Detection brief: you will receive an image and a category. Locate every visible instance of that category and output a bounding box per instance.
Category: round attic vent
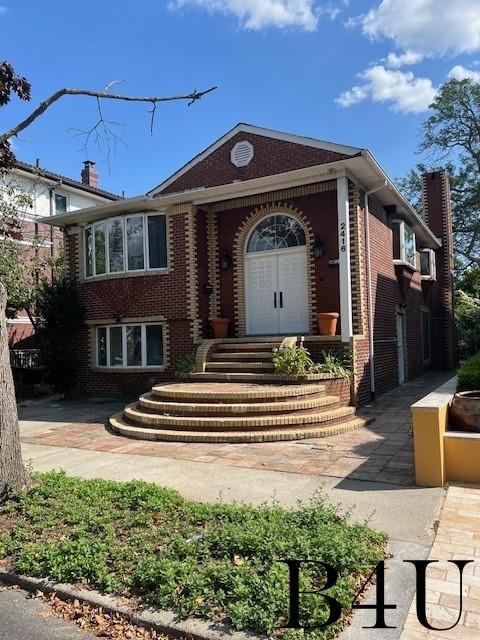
[230,140,254,167]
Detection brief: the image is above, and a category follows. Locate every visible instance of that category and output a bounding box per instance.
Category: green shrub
[457,352,480,391]
[0,472,386,640]
[317,350,352,379]
[272,346,352,379]
[175,352,196,376]
[455,291,480,358]
[272,346,316,375]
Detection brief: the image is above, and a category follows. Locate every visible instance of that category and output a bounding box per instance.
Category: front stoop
[108,338,368,443]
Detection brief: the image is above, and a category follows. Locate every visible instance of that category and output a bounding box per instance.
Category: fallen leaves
[34,590,176,640]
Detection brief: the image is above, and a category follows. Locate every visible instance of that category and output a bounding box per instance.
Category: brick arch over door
[232,203,317,337]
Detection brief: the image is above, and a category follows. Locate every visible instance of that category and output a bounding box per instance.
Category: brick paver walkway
[20,371,452,486]
[401,485,480,639]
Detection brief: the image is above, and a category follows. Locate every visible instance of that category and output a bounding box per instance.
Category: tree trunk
[0,281,28,497]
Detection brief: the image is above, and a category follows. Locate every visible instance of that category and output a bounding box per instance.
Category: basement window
[420,249,436,280]
[96,323,164,368]
[392,219,416,270]
[85,213,167,278]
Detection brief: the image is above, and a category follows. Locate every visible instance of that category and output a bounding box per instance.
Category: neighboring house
[3,160,119,347]
[44,124,456,404]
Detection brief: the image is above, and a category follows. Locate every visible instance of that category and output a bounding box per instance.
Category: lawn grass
[0,472,386,639]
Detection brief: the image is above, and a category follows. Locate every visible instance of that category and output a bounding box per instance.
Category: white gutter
[361,150,439,249]
[364,182,386,400]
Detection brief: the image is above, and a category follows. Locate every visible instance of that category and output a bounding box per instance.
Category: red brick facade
[160,131,352,194]
[65,130,455,402]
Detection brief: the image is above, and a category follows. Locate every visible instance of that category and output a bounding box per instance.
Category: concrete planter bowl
[450,391,480,432]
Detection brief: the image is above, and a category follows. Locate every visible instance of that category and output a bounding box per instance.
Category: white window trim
[96,322,166,369]
[54,192,70,216]
[393,219,417,270]
[420,248,437,281]
[85,212,168,279]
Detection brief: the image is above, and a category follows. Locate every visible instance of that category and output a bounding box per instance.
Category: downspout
[364,182,387,401]
[49,189,55,281]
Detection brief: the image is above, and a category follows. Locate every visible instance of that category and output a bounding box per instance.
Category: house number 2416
[339,222,347,252]
[280,559,472,631]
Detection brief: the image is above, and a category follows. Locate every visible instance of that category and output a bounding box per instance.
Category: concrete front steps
[108,338,369,443]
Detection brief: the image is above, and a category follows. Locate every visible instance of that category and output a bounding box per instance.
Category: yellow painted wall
[444,435,480,484]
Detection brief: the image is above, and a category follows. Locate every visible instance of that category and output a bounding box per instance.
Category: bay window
[85,213,167,277]
[96,323,164,368]
[392,220,416,269]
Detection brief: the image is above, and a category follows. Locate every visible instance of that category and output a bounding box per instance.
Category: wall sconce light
[313,235,324,259]
[219,249,231,270]
[113,311,123,324]
[203,282,214,296]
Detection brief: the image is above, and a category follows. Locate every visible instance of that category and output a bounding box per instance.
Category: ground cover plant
[0,472,386,639]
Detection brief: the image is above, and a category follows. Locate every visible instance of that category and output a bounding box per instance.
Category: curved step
[138,392,340,416]
[186,372,330,383]
[109,414,367,443]
[151,382,325,403]
[210,352,273,360]
[123,403,356,431]
[205,362,274,372]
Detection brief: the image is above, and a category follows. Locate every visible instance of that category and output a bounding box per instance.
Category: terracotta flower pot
[450,391,480,432]
[210,318,230,339]
[317,312,339,336]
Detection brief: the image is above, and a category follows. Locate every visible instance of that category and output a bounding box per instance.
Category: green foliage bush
[272,346,352,379]
[455,291,480,358]
[0,472,386,640]
[35,277,84,396]
[175,352,196,376]
[457,352,480,391]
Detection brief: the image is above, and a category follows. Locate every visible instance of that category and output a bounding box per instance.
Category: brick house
[45,124,456,405]
[3,160,118,348]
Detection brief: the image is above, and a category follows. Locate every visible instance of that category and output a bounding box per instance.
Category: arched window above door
[246,215,306,253]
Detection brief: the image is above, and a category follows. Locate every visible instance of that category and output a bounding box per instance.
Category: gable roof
[148,123,363,196]
[14,160,120,201]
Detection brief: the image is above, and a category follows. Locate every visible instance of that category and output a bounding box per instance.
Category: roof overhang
[44,155,440,249]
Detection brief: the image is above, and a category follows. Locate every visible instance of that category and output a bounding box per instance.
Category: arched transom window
[246,215,306,253]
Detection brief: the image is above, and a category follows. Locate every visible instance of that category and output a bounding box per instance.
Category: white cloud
[362,0,480,57]
[0,6,8,15]
[448,64,480,82]
[385,50,423,69]
[169,0,319,30]
[336,65,437,113]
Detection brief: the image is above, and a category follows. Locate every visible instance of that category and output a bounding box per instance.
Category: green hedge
[457,353,480,391]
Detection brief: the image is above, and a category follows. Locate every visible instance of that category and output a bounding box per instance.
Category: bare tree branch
[0,85,217,145]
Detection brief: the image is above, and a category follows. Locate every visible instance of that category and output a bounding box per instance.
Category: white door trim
[245,246,308,335]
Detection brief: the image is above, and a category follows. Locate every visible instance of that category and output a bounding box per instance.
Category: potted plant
[316,312,339,336]
[210,318,230,338]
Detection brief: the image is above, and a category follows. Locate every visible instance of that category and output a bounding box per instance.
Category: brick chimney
[421,170,456,369]
[81,160,98,189]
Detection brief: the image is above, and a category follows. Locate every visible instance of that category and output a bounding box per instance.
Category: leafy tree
[455,290,480,358]
[35,277,84,397]
[0,61,215,496]
[398,79,480,273]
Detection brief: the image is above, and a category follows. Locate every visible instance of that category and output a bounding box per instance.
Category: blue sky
[2,0,480,196]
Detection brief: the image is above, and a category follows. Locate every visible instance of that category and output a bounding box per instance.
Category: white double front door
[245,247,309,335]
